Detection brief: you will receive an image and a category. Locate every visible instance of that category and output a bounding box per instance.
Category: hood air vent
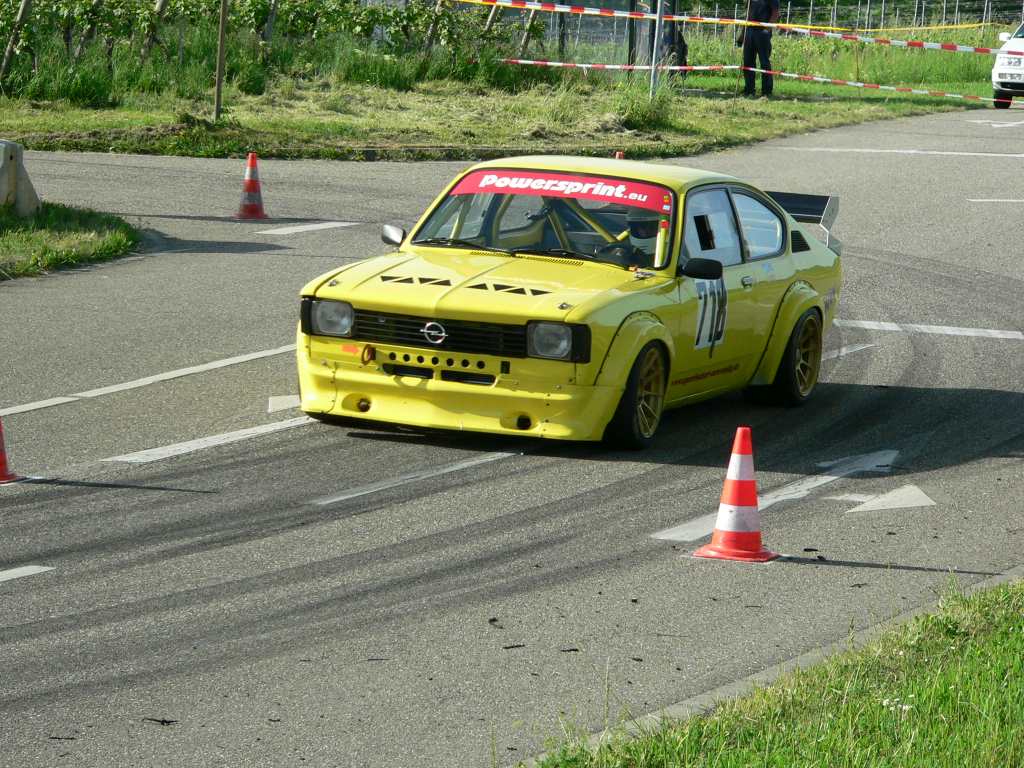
[381,275,452,286]
[467,282,550,297]
[791,231,811,253]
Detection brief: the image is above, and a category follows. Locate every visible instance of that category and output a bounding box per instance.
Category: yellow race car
[297,156,841,448]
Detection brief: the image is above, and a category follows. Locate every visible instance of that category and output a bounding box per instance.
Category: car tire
[604,342,667,450]
[769,309,823,406]
[994,89,1013,109]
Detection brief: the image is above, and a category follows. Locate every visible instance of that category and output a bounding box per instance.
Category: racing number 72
[694,278,727,352]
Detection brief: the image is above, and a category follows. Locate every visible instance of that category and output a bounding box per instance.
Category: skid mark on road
[1,344,296,417]
[313,452,517,506]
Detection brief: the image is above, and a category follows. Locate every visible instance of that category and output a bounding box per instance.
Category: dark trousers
[742,31,773,95]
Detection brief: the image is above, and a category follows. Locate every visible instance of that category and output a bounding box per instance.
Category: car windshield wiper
[514,247,596,261]
[411,237,512,254]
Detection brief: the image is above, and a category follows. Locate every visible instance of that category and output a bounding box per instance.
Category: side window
[733,193,784,260]
[683,189,742,267]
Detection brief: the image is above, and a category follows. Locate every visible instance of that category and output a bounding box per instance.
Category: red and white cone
[613,150,625,159]
[236,152,268,220]
[693,426,777,562]
[0,417,20,484]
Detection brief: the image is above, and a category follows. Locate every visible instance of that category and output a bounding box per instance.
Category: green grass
[534,579,1024,768]
[0,22,1013,160]
[0,203,140,279]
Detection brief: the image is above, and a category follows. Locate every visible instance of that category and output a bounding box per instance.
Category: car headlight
[304,299,354,337]
[527,321,591,362]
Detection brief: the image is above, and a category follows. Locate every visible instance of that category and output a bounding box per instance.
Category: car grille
[352,310,528,357]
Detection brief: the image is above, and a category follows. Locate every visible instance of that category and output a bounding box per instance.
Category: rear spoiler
[766,191,841,255]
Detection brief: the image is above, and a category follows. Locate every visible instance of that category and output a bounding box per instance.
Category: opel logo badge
[421,321,447,345]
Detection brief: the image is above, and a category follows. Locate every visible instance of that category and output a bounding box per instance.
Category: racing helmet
[626,207,661,253]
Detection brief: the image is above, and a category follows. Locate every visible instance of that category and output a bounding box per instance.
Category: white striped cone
[693,426,777,562]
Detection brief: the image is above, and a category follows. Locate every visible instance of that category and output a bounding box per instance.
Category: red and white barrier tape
[743,66,1017,105]
[501,58,740,71]
[461,0,1024,57]
[498,56,1017,106]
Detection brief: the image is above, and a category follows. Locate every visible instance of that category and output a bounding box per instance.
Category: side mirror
[680,257,723,281]
[999,32,1011,42]
[382,224,406,246]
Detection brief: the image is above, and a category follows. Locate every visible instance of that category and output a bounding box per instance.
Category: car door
[667,187,762,401]
[728,188,794,354]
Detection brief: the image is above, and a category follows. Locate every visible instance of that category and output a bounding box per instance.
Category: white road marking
[846,484,936,514]
[966,118,1024,129]
[0,396,79,416]
[967,198,1024,203]
[257,222,359,235]
[313,452,515,506]
[0,344,296,417]
[0,566,54,583]
[268,394,301,413]
[652,450,898,543]
[822,343,874,361]
[104,416,313,464]
[835,320,1023,340]
[779,147,1024,159]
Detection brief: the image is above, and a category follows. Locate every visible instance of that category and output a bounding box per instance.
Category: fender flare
[749,281,823,387]
[592,311,675,389]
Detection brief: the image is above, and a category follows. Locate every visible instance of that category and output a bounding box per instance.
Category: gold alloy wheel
[636,346,666,438]
[795,314,822,398]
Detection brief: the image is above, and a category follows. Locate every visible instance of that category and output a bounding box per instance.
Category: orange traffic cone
[693,427,777,562]
[613,150,625,159]
[0,417,19,484]
[236,152,268,220]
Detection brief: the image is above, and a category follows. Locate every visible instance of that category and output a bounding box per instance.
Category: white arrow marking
[0,566,54,583]
[846,484,935,514]
[825,493,876,503]
[268,394,301,413]
[651,450,898,542]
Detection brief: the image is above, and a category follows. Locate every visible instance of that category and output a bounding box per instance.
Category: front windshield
[413,169,676,270]
[1015,23,1024,38]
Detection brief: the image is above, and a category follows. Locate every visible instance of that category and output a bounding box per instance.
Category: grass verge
[0,74,981,161]
[0,203,140,280]
[535,579,1024,768]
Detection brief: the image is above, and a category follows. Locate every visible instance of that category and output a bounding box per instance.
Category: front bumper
[296,330,622,441]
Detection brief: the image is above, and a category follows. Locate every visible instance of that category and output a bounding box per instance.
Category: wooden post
[0,0,33,85]
[558,12,567,57]
[73,0,105,62]
[879,0,885,27]
[263,0,279,42]
[649,0,664,98]
[214,0,228,121]
[786,1,791,23]
[807,0,814,25]
[627,0,637,67]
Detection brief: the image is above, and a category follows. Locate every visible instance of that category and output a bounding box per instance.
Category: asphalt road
[2,109,1023,767]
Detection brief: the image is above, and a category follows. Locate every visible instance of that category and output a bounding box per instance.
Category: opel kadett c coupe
[297,156,842,448]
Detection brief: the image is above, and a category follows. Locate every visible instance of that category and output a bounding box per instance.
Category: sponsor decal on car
[450,170,674,214]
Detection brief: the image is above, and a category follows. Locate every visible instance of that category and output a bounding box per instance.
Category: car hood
[313,248,649,322]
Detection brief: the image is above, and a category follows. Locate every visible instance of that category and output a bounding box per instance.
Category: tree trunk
[518,9,537,57]
[262,0,279,43]
[141,0,171,62]
[0,0,33,86]
[73,0,106,62]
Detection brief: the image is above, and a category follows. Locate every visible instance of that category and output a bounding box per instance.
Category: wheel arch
[749,281,823,387]
[591,311,675,389]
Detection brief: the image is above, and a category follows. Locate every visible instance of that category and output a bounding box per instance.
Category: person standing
[741,0,780,97]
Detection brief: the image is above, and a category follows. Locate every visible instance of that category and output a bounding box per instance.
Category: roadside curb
[521,561,1024,767]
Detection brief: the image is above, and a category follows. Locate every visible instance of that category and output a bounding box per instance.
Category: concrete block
[0,140,41,218]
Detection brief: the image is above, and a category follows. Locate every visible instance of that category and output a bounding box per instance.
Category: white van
[993,23,1024,109]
